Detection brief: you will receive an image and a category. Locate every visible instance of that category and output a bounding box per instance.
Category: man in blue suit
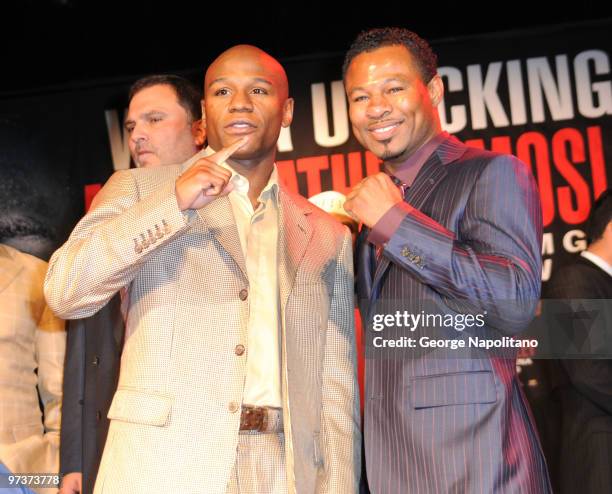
[343,28,551,493]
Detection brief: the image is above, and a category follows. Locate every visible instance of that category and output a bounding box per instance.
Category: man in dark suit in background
[544,189,612,493]
[58,74,204,494]
[343,28,551,493]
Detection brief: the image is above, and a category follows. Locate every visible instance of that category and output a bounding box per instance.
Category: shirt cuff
[367,202,413,246]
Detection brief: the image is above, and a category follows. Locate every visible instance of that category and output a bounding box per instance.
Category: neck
[384,126,441,175]
[228,156,275,208]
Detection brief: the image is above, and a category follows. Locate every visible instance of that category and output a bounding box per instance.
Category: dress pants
[225,431,286,494]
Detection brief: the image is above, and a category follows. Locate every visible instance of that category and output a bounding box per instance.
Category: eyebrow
[124,110,167,127]
[207,77,274,88]
[348,77,405,94]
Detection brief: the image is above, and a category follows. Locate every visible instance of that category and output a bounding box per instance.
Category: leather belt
[239,405,283,433]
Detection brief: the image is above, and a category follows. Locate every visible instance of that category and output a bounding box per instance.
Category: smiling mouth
[367,121,402,140]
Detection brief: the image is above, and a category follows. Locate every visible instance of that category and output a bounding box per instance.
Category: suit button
[239,289,248,301]
[235,344,245,356]
[96,411,102,421]
[92,356,100,366]
[228,402,239,413]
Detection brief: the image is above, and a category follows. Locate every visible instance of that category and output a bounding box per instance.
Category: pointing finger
[209,137,248,165]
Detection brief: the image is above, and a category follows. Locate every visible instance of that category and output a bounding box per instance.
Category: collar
[581,250,612,277]
[386,131,449,185]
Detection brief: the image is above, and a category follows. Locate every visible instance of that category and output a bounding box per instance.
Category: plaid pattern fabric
[44,150,360,494]
[0,244,65,494]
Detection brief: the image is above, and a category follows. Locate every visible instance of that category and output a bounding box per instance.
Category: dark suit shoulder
[545,255,611,299]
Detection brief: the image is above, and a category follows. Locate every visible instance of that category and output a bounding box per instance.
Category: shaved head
[202,44,294,170]
[205,45,289,101]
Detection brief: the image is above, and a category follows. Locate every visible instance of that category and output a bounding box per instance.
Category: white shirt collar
[580,250,612,277]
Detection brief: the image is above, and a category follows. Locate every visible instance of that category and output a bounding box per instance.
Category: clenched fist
[175,138,247,211]
[344,172,404,228]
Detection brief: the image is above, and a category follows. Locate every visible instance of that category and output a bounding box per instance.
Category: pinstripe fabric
[358,136,551,493]
[44,149,360,494]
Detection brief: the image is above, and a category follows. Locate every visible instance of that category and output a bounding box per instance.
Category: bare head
[202,45,293,167]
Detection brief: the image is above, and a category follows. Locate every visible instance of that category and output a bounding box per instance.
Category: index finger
[209,137,248,165]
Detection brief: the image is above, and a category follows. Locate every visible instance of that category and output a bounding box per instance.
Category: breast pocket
[409,371,497,409]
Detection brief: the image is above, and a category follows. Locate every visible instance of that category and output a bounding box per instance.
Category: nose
[229,90,254,113]
[129,122,148,145]
[366,93,392,120]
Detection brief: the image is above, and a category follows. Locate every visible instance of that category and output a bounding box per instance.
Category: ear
[192,119,206,147]
[200,99,206,129]
[281,97,294,128]
[427,74,444,107]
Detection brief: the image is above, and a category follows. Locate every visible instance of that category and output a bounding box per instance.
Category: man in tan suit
[45,45,360,493]
[0,243,65,493]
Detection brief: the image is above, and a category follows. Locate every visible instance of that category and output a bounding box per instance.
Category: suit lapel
[277,188,313,312]
[195,197,248,281]
[369,137,466,302]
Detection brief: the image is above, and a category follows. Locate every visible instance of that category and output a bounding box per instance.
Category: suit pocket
[410,371,497,409]
[107,388,173,427]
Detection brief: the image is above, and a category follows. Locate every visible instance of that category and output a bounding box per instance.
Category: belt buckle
[241,405,268,432]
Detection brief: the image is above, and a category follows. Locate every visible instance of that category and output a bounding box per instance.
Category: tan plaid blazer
[0,244,65,493]
[45,150,361,494]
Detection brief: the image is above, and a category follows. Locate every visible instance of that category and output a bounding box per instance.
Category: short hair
[342,27,438,83]
[586,189,612,244]
[128,74,202,122]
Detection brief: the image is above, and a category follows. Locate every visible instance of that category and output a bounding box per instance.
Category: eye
[251,87,268,95]
[214,88,230,96]
[124,124,134,134]
[147,115,164,125]
[352,95,368,103]
[388,86,404,94]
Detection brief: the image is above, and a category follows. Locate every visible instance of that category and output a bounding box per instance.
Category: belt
[239,405,283,433]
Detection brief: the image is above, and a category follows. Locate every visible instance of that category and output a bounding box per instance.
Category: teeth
[372,124,397,133]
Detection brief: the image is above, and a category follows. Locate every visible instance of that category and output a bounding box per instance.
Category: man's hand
[175,137,247,211]
[344,172,404,228]
[59,472,82,494]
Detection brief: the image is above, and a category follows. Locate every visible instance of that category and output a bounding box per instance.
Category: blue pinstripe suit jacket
[357,135,552,493]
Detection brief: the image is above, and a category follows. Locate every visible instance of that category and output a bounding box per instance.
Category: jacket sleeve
[319,229,361,493]
[35,298,66,475]
[44,170,192,319]
[383,155,543,335]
